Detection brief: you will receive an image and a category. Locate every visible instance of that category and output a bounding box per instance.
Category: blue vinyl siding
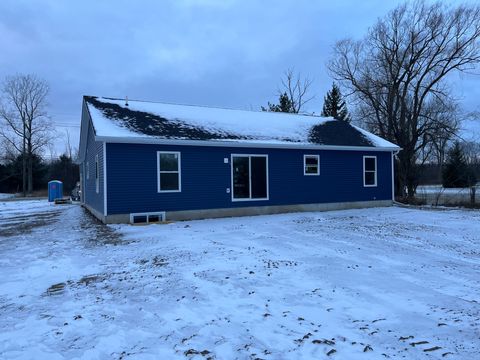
[82,119,104,215]
[106,143,392,215]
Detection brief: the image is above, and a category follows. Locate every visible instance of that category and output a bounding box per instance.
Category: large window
[232,154,268,201]
[157,152,181,192]
[304,155,319,175]
[363,156,377,187]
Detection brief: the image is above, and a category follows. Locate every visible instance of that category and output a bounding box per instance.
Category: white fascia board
[95,135,401,152]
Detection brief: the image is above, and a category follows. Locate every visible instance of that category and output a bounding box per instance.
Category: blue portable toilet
[48,180,63,202]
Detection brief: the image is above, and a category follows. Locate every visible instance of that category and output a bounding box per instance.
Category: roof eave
[95,135,401,152]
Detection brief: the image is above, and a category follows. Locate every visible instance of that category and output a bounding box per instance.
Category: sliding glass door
[232,155,268,201]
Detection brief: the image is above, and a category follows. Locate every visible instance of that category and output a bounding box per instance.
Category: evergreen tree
[321,83,350,121]
[261,92,295,113]
[442,142,477,188]
[1,153,47,193]
[48,154,80,192]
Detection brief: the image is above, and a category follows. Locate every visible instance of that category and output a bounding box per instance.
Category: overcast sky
[1,0,479,156]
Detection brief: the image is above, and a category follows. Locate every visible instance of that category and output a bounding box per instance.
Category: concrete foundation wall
[96,200,393,224]
[83,203,106,223]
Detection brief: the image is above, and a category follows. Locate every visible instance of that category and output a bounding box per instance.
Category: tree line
[0,74,78,196]
[263,0,480,201]
[0,153,79,195]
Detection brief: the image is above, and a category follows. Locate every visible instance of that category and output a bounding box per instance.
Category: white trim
[391,151,394,201]
[303,154,320,176]
[86,161,90,180]
[391,151,397,201]
[103,142,107,216]
[95,154,99,193]
[157,151,181,193]
[231,154,269,202]
[97,136,400,152]
[82,162,86,203]
[363,155,377,187]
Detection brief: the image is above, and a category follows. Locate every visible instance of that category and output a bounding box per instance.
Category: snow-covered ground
[0,193,15,200]
[0,201,479,359]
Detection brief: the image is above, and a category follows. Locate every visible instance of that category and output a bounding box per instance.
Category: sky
[0,0,479,156]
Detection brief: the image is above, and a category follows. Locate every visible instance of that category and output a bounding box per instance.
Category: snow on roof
[84,96,399,149]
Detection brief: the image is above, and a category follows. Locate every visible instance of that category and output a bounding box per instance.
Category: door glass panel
[251,156,267,198]
[233,156,250,198]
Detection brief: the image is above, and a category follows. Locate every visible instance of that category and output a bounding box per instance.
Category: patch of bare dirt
[77,210,126,247]
[0,210,62,237]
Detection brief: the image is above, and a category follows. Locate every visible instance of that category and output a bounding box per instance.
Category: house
[78,96,400,224]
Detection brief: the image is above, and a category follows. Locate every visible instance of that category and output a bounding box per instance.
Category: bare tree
[281,68,314,113]
[64,129,73,159]
[0,74,53,195]
[422,99,461,165]
[328,1,480,199]
[462,141,480,167]
[264,68,313,113]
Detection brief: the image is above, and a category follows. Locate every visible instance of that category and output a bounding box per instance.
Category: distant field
[416,185,479,205]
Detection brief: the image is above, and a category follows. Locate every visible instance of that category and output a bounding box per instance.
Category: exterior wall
[81,116,105,216]
[106,143,393,216]
[79,163,84,203]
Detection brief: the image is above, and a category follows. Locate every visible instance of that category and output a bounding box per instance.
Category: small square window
[304,155,319,175]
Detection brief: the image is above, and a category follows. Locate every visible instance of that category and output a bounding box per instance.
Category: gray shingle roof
[84,96,399,149]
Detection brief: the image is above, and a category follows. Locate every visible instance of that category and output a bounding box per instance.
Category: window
[304,155,319,175]
[86,161,89,180]
[95,155,99,193]
[363,156,377,187]
[232,154,268,201]
[157,152,181,192]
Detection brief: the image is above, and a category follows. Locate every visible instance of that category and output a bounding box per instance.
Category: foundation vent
[129,211,166,224]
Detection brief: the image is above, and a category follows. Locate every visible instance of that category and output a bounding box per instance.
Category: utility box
[48,180,63,202]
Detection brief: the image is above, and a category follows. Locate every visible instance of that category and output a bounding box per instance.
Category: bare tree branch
[328,0,480,199]
[279,68,314,113]
[0,74,53,195]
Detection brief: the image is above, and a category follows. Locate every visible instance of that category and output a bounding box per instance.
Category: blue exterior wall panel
[82,117,105,215]
[106,143,392,215]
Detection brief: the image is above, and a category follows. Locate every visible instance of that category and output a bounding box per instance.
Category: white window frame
[86,161,90,180]
[95,154,99,193]
[231,154,269,202]
[157,151,182,193]
[363,155,377,187]
[303,154,320,176]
